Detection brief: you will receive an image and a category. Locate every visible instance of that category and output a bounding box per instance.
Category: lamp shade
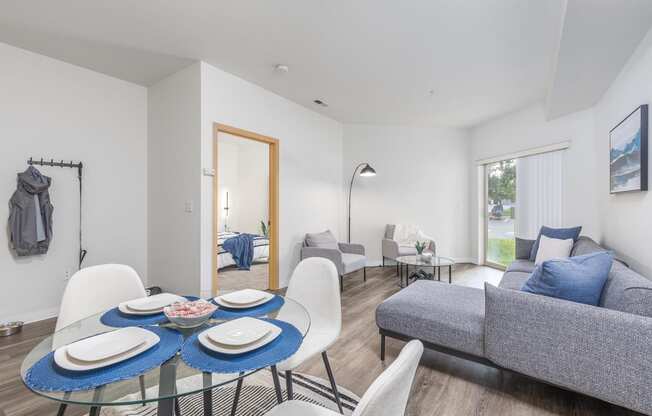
[360,164,376,177]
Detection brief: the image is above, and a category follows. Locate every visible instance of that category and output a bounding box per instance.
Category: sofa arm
[515,237,535,260]
[484,283,652,415]
[301,247,343,275]
[382,239,399,259]
[339,242,365,255]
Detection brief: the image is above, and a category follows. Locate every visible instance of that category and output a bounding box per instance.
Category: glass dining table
[20,295,310,416]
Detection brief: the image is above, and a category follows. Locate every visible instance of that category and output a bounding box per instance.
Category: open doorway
[212,124,279,295]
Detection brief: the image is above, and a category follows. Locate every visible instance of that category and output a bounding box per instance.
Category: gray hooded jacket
[9,166,54,256]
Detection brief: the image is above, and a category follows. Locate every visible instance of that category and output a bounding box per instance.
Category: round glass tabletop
[20,295,310,407]
[395,255,455,267]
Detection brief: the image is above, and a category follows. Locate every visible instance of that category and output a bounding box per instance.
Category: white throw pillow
[535,234,574,265]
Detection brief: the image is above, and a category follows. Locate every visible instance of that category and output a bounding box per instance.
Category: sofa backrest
[570,237,652,317]
[570,236,604,257]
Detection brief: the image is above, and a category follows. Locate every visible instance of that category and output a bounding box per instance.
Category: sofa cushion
[305,230,338,250]
[499,271,531,290]
[522,252,613,306]
[600,260,652,317]
[515,238,535,260]
[506,260,536,274]
[398,246,418,256]
[570,236,604,257]
[530,225,582,261]
[341,253,366,274]
[376,281,486,357]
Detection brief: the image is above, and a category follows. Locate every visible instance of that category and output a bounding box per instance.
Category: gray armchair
[382,224,436,270]
[300,230,367,292]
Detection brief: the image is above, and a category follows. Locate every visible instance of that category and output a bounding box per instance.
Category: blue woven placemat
[24,327,183,392]
[180,318,301,373]
[210,295,284,320]
[100,296,199,328]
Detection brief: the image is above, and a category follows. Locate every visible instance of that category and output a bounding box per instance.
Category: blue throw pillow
[529,225,582,261]
[521,251,613,305]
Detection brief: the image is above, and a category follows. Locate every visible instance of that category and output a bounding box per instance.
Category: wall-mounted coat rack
[27,157,87,269]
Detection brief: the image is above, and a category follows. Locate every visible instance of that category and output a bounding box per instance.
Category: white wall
[0,42,148,323]
[217,133,269,235]
[147,63,202,296]
[200,62,343,294]
[592,27,652,277]
[343,124,472,264]
[468,103,599,263]
[217,139,240,232]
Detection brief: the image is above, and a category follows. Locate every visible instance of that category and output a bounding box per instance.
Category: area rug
[95,369,359,415]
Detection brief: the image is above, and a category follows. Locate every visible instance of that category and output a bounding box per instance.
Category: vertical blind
[514,150,563,239]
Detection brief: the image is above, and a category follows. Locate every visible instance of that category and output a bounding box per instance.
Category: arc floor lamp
[347,163,376,243]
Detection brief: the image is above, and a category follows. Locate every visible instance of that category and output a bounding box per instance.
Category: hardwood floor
[218,263,269,292]
[1,264,641,415]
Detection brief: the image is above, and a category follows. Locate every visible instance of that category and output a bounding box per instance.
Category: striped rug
[98,370,359,415]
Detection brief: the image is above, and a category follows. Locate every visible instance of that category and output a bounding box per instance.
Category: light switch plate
[184,200,193,213]
[202,168,215,176]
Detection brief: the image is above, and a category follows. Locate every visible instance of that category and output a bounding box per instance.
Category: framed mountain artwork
[610,104,648,193]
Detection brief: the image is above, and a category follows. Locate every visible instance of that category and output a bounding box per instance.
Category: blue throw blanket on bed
[223,233,256,270]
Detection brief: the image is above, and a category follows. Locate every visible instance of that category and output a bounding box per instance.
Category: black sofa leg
[363,267,366,282]
[380,333,386,361]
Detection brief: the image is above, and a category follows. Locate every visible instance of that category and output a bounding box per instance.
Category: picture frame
[609,104,648,193]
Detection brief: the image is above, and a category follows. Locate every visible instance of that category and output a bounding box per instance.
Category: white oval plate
[214,292,274,309]
[66,327,148,362]
[199,321,281,355]
[207,317,271,346]
[125,293,187,312]
[55,328,159,371]
[119,294,187,315]
[219,289,269,305]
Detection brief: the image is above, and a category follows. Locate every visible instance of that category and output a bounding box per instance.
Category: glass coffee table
[395,255,455,287]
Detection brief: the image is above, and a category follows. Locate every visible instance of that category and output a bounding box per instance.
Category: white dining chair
[276,257,344,412]
[54,264,147,416]
[264,340,424,416]
[56,263,147,331]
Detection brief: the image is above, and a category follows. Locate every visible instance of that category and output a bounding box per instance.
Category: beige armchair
[382,224,436,271]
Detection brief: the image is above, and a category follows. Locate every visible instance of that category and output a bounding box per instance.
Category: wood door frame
[212,123,280,295]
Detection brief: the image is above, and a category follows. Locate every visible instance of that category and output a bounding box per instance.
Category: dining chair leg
[380,333,386,361]
[202,372,213,416]
[270,365,283,404]
[321,351,343,414]
[56,404,67,416]
[140,374,146,405]
[339,275,343,292]
[89,407,101,416]
[363,267,367,282]
[230,372,244,416]
[285,370,294,400]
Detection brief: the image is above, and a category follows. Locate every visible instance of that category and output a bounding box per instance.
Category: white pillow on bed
[534,234,573,265]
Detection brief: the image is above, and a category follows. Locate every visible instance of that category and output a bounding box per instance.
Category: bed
[217,232,269,269]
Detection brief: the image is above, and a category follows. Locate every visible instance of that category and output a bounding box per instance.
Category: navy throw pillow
[521,251,613,306]
[529,226,582,261]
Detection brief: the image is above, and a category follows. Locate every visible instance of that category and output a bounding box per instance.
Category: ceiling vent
[313,99,328,107]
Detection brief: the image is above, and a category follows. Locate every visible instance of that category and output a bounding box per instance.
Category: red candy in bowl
[164,300,217,328]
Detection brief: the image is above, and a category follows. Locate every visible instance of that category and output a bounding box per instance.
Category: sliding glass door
[485,159,516,268]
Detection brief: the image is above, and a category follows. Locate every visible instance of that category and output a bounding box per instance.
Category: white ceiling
[0,1,650,127]
[546,0,652,120]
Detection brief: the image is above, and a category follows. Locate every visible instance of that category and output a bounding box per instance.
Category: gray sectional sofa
[376,236,652,415]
